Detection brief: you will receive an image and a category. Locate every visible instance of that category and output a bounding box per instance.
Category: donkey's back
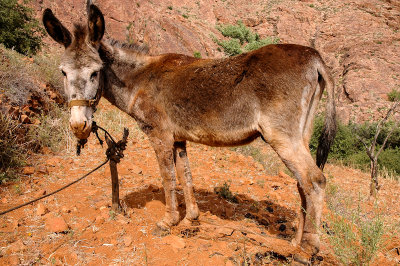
[150,44,329,147]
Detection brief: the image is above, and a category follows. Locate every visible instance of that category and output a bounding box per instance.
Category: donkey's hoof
[179,217,200,227]
[300,233,320,255]
[293,253,310,265]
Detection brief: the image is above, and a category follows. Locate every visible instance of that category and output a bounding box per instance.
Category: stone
[216,227,234,237]
[123,236,132,247]
[45,215,69,233]
[35,189,47,198]
[36,203,48,216]
[7,240,26,254]
[22,167,35,175]
[36,166,49,174]
[163,235,186,250]
[20,114,31,124]
[61,206,71,213]
[46,158,61,167]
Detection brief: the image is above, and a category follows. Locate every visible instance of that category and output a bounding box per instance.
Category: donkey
[43,4,336,257]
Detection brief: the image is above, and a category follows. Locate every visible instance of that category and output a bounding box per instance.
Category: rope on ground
[0,158,109,216]
[0,121,129,216]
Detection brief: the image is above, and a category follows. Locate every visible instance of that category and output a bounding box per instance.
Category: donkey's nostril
[82,120,87,131]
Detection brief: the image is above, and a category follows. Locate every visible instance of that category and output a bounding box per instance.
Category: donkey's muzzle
[70,119,92,139]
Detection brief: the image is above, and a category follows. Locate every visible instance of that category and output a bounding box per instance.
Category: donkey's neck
[99,42,150,113]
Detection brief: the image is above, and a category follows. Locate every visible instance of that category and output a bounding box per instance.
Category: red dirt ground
[1,100,399,265]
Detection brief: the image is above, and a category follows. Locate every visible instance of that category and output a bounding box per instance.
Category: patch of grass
[167,6,173,10]
[193,51,201,59]
[324,186,385,265]
[0,112,27,182]
[27,103,72,153]
[387,89,400,102]
[214,181,238,203]
[213,21,279,56]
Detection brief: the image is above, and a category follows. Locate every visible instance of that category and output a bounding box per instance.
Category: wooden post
[105,128,129,212]
[109,159,120,211]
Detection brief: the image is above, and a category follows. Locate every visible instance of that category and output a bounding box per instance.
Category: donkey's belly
[174,125,261,147]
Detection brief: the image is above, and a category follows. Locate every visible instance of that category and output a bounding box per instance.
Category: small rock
[129,165,143,175]
[45,215,69,233]
[35,189,47,198]
[216,227,234,237]
[61,206,71,213]
[46,158,61,167]
[36,203,48,216]
[163,235,186,249]
[36,165,49,174]
[1,197,7,204]
[20,114,31,124]
[7,239,26,254]
[95,216,105,224]
[123,236,132,247]
[22,167,35,175]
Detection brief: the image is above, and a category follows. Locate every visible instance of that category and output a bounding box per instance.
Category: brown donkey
[43,4,336,257]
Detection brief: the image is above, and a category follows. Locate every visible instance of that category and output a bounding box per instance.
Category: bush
[214,21,279,56]
[387,89,400,102]
[0,0,44,55]
[324,184,386,265]
[0,113,27,182]
[310,115,400,176]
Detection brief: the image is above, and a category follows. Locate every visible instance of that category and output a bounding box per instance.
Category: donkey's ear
[88,4,105,45]
[43,9,72,48]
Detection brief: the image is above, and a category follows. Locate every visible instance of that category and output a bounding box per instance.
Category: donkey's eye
[90,71,98,81]
[61,70,67,77]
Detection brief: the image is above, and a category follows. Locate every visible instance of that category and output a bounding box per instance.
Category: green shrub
[243,37,279,52]
[0,0,44,55]
[214,38,242,56]
[214,181,238,203]
[324,186,385,266]
[310,115,400,176]
[325,210,384,265]
[193,51,202,59]
[387,89,400,102]
[214,21,279,56]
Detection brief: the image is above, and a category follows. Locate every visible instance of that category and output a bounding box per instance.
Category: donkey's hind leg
[174,142,199,225]
[150,137,180,230]
[266,134,326,255]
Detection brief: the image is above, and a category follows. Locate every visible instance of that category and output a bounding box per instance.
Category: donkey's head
[43,5,105,139]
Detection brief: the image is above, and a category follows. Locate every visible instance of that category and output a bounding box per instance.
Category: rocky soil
[32,0,400,123]
[0,100,400,265]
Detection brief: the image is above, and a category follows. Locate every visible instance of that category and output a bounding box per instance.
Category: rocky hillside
[32,0,400,123]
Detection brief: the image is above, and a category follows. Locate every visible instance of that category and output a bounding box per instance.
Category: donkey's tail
[316,60,337,170]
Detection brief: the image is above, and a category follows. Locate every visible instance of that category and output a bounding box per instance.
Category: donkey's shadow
[123,184,297,240]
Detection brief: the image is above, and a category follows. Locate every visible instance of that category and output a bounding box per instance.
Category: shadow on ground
[123,184,297,240]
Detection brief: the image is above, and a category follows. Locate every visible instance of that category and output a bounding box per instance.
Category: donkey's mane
[106,39,149,55]
[71,24,148,55]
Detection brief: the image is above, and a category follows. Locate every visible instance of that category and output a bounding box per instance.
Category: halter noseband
[68,86,102,110]
[68,99,97,108]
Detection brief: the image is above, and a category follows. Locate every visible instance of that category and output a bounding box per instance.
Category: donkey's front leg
[151,139,180,230]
